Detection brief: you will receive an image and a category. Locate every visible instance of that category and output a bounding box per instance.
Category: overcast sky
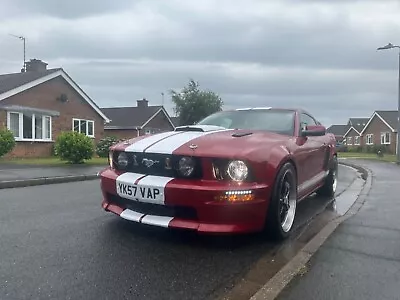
[1,0,400,126]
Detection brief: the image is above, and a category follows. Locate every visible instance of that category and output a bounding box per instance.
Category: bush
[0,128,16,157]
[96,136,120,158]
[55,131,94,164]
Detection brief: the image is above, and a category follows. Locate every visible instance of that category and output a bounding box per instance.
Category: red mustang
[100,108,337,239]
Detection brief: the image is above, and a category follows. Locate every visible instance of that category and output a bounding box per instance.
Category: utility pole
[9,34,26,72]
[161,92,165,106]
[377,43,400,164]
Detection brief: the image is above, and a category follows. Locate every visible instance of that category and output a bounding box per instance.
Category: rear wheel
[265,162,298,240]
[316,155,338,197]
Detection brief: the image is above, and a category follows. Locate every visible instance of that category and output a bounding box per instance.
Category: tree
[0,128,16,157]
[170,79,223,126]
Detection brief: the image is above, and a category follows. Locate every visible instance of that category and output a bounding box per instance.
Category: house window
[380,132,390,144]
[354,136,360,145]
[7,112,52,141]
[73,119,94,137]
[365,134,373,145]
[347,137,353,145]
[144,128,157,135]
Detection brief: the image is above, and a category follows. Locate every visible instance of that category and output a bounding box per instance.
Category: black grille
[113,151,202,179]
[108,194,197,220]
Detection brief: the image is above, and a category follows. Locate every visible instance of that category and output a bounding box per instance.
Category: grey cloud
[2,0,400,71]
[1,0,134,19]
[1,0,400,127]
[61,59,397,126]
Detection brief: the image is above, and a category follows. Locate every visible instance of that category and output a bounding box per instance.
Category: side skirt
[297,170,329,201]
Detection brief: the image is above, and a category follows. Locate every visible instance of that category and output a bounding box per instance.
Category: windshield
[197,109,295,135]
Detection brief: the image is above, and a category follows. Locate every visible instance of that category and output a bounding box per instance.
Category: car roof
[233,107,316,116]
[233,107,298,112]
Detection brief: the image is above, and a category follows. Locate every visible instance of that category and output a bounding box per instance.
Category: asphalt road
[276,160,400,300]
[0,165,357,300]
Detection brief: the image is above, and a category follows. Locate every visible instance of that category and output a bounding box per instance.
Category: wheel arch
[275,156,298,186]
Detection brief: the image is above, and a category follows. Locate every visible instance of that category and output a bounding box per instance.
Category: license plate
[115,173,173,205]
[117,182,162,204]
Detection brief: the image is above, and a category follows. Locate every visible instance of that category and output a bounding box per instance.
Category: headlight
[178,156,195,177]
[108,151,114,168]
[227,160,248,181]
[117,152,129,169]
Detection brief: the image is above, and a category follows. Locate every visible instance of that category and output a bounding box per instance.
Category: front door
[297,113,326,194]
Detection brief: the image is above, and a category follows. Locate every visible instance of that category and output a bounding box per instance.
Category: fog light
[215,190,254,202]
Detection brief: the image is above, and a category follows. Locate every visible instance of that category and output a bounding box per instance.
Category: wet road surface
[276,160,400,300]
[0,165,358,300]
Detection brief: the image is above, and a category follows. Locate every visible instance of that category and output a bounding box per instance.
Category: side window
[300,113,317,128]
[300,113,317,134]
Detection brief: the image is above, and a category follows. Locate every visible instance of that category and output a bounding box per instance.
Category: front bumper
[100,168,272,234]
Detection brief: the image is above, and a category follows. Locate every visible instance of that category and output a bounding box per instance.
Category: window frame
[7,111,52,142]
[365,134,374,145]
[380,132,391,145]
[347,137,353,145]
[299,113,318,134]
[354,136,360,145]
[72,118,95,138]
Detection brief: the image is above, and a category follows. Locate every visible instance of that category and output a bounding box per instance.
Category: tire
[316,155,338,197]
[265,162,298,241]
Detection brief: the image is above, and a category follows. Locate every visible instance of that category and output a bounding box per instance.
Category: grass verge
[338,152,397,163]
[0,156,108,166]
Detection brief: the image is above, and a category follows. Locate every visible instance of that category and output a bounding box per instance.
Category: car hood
[114,125,293,159]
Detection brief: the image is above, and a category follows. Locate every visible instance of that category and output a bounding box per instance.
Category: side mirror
[301,125,326,137]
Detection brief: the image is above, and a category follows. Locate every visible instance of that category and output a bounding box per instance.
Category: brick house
[101,98,175,140]
[342,118,368,148]
[0,59,110,157]
[326,124,350,142]
[170,116,180,127]
[360,110,399,154]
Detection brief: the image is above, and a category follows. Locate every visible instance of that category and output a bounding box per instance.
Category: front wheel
[265,162,298,240]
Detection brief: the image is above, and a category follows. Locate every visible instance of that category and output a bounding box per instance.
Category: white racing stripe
[116,173,143,185]
[125,131,182,152]
[144,130,232,154]
[141,215,173,228]
[120,209,144,222]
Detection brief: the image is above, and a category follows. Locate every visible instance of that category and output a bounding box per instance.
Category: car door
[299,113,326,177]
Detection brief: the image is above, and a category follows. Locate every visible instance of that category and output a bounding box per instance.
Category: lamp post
[9,34,26,72]
[377,43,400,164]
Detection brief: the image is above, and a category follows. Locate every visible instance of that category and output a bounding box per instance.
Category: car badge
[142,158,159,168]
[165,157,172,170]
[189,144,198,150]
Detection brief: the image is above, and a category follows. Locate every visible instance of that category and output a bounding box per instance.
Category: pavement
[273,159,400,300]
[0,165,358,300]
[0,163,105,189]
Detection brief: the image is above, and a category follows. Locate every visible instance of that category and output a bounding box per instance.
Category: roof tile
[101,106,163,128]
[376,110,398,131]
[0,68,61,94]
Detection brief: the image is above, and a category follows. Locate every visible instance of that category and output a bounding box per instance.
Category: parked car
[99,107,337,239]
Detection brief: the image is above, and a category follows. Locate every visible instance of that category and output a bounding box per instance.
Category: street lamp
[9,34,26,72]
[377,43,400,164]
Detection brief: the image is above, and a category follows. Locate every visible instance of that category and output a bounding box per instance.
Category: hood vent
[232,132,253,137]
[174,125,227,132]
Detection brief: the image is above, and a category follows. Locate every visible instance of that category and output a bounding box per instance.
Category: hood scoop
[174,125,227,132]
[232,131,253,137]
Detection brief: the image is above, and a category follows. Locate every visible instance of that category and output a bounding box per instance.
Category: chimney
[137,98,149,108]
[25,59,48,72]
